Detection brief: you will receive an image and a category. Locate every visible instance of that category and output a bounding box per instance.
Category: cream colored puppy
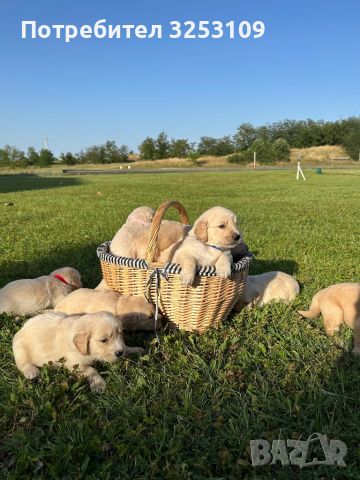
[96,205,185,291]
[55,288,159,331]
[110,206,155,258]
[109,205,190,262]
[13,311,144,392]
[171,206,242,286]
[0,267,82,317]
[96,207,155,291]
[298,283,360,354]
[235,271,300,311]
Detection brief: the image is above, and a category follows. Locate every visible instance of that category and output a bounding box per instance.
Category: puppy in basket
[171,206,242,286]
[97,206,190,290]
[110,205,190,262]
[0,267,82,317]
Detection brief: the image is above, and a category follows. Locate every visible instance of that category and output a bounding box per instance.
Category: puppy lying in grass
[171,206,242,286]
[13,311,144,392]
[0,267,82,317]
[55,288,159,331]
[299,283,360,354]
[235,271,300,311]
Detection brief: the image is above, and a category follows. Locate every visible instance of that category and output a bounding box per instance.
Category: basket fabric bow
[144,268,169,339]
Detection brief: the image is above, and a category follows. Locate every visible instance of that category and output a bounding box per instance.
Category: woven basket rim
[97,241,253,277]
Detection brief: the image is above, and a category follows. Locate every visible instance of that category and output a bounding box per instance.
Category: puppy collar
[206,244,229,252]
[54,274,69,285]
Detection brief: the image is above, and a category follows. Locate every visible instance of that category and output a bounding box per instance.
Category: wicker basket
[97,200,252,333]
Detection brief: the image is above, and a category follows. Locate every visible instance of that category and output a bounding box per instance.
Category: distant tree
[213,136,235,156]
[155,132,170,159]
[117,144,130,162]
[103,141,119,163]
[59,152,77,165]
[227,151,252,164]
[0,147,9,166]
[197,136,234,156]
[249,139,273,163]
[197,136,219,156]
[343,127,360,160]
[272,138,291,162]
[27,147,40,165]
[169,138,193,158]
[233,123,258,150]
[0,145,27,167]
[36,149,55,167]
[139,137,156,160]
[78,145,106,164]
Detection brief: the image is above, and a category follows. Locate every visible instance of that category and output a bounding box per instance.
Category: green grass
[0,169,359,479]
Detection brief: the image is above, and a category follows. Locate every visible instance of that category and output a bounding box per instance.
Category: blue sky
[0,0,359,155]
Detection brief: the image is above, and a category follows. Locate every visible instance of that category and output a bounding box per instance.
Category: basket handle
[146,200,190,263]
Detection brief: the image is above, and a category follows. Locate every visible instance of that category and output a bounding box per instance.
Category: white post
[253,151,256,171]
[297,161,306,181]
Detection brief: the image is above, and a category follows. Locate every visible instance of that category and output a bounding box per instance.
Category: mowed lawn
[0,170,359,479]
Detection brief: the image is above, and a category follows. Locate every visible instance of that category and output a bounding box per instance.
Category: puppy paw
[23,365,40,380]
[89,376,106,393]
[216,265,231,278]
[180,271,195,286]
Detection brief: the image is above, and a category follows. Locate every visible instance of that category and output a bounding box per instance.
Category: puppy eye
[218,224,225,229]
[100,338,108,343]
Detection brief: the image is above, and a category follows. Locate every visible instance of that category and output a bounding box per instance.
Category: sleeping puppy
[109,205,190,262]
[171,206,242,286]
[13,311,144,392]
[0,267,82,317]
[55,288,160,331]
[235,271,300,311]
[298,283,360,354]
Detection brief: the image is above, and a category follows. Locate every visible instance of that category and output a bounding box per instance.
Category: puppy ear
[194,219,208,242]
[73,332,90,355]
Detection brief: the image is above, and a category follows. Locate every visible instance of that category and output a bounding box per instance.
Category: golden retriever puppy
[13,311,144,392]
[235,271,300,311]
[298,283,360,354]
[0,267,82,317]
[109,205,190,262]
[55,288,159,331]
[110,206,155,257]
[171,206,242,285]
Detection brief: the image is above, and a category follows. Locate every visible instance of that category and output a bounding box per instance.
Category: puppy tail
[298,295,320,319]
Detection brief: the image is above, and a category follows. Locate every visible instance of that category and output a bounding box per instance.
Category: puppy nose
[115,350,123,357]
[234,233,241,241]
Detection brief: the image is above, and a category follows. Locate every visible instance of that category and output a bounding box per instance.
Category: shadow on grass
[249,257,299,275]
[0,174,83,194]
[0,242,102,288]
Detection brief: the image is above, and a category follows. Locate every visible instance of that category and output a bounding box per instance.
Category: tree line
[1,117,359,167]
